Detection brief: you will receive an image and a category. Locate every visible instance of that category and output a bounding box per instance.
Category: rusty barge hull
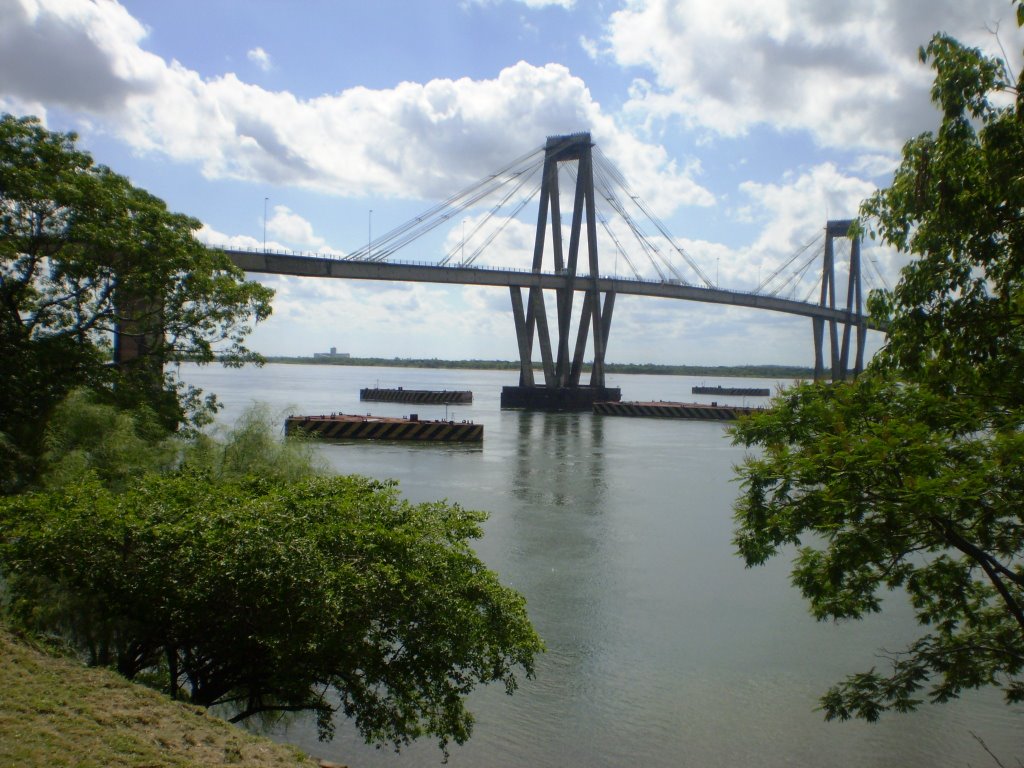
[359,387,473,404]
[286,414,483,442]
[593,400,760,421]
[691,385,771,397]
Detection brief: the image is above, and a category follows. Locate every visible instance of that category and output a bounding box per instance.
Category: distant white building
[313,346,350,359]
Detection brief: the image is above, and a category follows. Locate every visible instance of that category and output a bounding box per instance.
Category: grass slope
[0,627,323,768]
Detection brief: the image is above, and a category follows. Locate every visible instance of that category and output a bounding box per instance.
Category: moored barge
[286,413,482,442]
[594,400,761,421]
[691,385,771,397]
[360,387,473,404]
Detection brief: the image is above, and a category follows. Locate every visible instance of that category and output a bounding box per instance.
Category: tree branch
[933,516,1024,634]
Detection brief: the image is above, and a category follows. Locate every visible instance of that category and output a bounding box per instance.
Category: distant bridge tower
[813,219,866,381]
[501,133,622,410]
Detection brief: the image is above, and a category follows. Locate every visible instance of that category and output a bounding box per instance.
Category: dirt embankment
[0,626,336,768]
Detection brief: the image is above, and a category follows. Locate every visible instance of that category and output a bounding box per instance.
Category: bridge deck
[225,249,880,327]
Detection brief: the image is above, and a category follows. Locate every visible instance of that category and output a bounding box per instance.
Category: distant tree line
[261,355,815,379]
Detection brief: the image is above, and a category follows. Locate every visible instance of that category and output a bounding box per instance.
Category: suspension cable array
[345,139,722,288]
[344,144,547,263]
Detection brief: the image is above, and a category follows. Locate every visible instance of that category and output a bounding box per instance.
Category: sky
[2,0,1020,367]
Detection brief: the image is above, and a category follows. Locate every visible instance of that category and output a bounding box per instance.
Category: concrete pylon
[813,219,865,381]
[503,133,620,410]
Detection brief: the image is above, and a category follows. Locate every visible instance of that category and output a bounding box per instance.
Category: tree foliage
[0,114,274,491]
[0,408,543,754]
[732,9,1024,721]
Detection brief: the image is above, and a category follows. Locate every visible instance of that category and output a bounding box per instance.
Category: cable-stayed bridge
[224,133,882,408]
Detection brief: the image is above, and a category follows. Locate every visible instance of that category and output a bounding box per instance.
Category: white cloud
[847,153,900,179]
[266,205,328,250]
[196,223,262,251]
[739,163,876,255]
[606,0,1021,151]
[0,0,162,110]
[247,46,272,72]
[662,163,899,298]
[579,35,599,59]
[0,0,708,216]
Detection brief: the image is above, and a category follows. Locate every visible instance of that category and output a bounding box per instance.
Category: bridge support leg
[812,317,825,381]
[839,233,865,377]
[590,290,614,387]
[530,286,556,385]
[510,287,534,387]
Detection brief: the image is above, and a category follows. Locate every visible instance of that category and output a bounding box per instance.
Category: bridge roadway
[225,248,879,329]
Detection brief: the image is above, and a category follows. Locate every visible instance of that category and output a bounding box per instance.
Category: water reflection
[501,409,620,761]
[512,410,607,509]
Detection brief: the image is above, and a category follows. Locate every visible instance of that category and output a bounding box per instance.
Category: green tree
[731,10,1024,721]
[0,114,274,491]
[39,388,179,492]
[0,410,543,755]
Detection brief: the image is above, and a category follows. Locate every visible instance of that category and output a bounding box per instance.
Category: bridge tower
[501,133,622,410]
[813,219,866,381]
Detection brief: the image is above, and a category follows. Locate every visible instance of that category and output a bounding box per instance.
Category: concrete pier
[500,385,621,411]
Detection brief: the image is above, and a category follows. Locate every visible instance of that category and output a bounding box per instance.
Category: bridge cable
[598,162,692,286]
[594,147,715,288]
[864,252,892,293]
[585,164,671,282]
[766,241,824,298]
[461,182,542,267]
[800,274,823,304]
[369,162,542,262]
[345,144,546,262]
[439,165,542,266]
[565,164,653,281]
[590,154,681,283]
[379,144,545,256]
[755,232,823,294]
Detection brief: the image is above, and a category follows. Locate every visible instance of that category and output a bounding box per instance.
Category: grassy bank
[0,626,323,768]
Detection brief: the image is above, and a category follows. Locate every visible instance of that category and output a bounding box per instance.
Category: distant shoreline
[258,355,814,380]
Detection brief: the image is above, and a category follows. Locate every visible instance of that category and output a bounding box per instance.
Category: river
[180,362,1021,767]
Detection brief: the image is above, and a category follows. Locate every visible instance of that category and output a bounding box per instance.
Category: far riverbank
[260,355,814,380]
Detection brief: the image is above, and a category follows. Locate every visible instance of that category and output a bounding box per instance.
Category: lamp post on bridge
[369,209,373,259]
[263,197,268,253]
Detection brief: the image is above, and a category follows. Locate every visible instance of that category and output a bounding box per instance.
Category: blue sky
[2,0,1019,366]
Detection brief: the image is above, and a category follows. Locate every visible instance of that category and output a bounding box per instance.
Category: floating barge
[691,385,771,397]
[360,387,473,405]
[594,400,761,421]
[286,413,483,442]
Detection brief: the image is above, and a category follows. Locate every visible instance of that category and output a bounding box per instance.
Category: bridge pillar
[502,133,620,410]
[813,219,865,382]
